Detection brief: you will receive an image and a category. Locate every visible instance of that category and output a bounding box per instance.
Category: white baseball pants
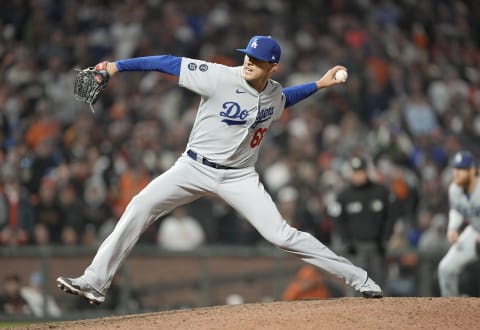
[82,154,368,294]
[438,225,479,296]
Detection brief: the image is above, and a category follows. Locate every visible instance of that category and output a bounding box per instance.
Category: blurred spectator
[82,177,113,232]
[157,207,206,251]
[58,181,85,244]
[20,271,62,318]
[283,265,344,300]
[416,212,449,296]
[403,87,440,138]
[25,139,61,199]
[276,185,325,243]
[376,158,420,229]
[427,66,469,116]
[34,178,64,244]
[387,220,411,255]
[418,213,449,255]
[32,223,50,246]
[385,220,418,297]
[112,158,151,218]
[212,201,259,245]
[0,165,35,246]
[24,99,60,151]
[0,274,30,315]
[277,186,300,227]
[61,225,80,246]
[263,156,293,194]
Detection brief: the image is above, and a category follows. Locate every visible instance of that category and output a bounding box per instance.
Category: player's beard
[453,171,471,189]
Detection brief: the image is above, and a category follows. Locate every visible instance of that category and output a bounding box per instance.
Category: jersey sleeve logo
[188,63,197,70]
[199,64,208,72]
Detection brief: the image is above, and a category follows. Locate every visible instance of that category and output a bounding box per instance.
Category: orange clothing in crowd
[283,265,332,301]
[114,168,151,216]
[25,118,60,150]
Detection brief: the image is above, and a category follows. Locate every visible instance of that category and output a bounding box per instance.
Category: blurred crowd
[0,272,62,317]
[0,0,479,271]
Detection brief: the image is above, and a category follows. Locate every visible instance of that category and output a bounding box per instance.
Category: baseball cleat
[57,276,105,305]
[359,277,383,298]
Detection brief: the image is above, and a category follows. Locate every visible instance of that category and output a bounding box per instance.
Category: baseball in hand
[334,69,348,82]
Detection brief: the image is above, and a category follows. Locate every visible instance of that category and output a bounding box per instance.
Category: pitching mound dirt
[21,297,480,330]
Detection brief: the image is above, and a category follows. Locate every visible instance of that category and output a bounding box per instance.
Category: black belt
[187,149,236,170]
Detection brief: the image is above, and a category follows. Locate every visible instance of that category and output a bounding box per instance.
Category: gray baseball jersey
[180,58,285,168]
[448,181,480,232]
[438,180,480,296]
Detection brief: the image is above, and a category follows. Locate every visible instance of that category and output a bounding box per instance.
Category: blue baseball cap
[236,36,281,63]
[452,150,476,169]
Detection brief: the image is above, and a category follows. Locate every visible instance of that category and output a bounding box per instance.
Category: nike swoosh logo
[236,89,246,94]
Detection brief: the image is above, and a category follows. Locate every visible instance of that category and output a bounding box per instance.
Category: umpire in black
[332,156,394,288]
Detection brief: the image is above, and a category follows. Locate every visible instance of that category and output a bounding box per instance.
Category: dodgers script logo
[219,102,274,127]
[220,102,249,126]
[251,106,274,128]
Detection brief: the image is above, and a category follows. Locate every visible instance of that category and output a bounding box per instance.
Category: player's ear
[269,63,279,74]
[473,167,479,176]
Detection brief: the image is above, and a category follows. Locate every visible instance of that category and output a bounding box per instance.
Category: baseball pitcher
[438,150,480,296]
[57,36,383,304]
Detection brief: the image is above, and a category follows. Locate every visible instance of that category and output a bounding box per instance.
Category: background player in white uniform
[57,36,383,304]
[438,150,480,296]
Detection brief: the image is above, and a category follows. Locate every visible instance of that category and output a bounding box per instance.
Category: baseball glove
[73,62,110,112]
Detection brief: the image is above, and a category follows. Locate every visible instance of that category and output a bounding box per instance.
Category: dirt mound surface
[21,297,480,330]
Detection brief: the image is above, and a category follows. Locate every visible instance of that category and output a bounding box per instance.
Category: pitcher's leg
[438,226,479,296]
[218,172,368,290]
[82,158,209,293]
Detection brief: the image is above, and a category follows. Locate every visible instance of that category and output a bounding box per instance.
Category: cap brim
[236,49,272,62]
[453,165,472,169]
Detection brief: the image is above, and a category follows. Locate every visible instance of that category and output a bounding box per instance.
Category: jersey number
[250,128,268,148]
